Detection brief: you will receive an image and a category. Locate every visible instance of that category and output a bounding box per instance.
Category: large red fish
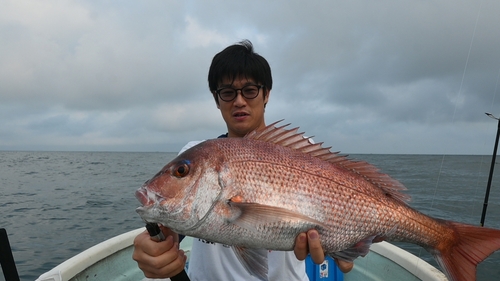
[136,122,500,281]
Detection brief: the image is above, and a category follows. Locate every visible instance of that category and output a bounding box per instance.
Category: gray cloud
[1,0,499,154]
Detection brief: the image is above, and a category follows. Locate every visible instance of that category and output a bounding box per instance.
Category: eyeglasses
[215,84,264,102]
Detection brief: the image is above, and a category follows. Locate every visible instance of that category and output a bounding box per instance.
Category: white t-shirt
[180,140,309,281]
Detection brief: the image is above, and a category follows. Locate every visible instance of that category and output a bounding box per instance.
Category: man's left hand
[293,229,354,273]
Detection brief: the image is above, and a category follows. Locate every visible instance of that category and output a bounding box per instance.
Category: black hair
[208,40,272,104]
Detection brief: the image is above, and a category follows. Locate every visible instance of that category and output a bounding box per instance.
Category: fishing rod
[481,112,500,226]
[0,228,20,281]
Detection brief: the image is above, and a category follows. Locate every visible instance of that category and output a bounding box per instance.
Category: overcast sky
[1,0,499,154]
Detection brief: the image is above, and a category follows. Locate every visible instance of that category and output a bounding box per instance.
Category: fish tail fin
[430,221,500,281]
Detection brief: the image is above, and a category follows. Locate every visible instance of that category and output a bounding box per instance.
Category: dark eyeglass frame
[215,84,264,102]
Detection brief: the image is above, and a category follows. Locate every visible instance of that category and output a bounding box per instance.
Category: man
[133,40,353,280]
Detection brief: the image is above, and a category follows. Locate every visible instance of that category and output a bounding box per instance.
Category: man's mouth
[233,112,249,117]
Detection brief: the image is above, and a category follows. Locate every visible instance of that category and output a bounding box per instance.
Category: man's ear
[263,89,271,108]
[213,92,220,109]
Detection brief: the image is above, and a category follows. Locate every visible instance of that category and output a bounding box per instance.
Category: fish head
[135,142,224,234]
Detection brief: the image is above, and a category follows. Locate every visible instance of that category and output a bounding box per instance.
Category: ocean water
[1,151,499,280]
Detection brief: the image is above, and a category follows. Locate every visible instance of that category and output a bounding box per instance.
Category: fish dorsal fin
[245,121,410,203]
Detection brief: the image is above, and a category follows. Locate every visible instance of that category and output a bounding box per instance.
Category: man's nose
[233,90,246,104]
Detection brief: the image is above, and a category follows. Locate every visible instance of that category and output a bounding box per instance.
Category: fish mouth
[135,186,165,207]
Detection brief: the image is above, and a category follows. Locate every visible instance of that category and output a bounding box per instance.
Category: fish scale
[136,121,500,281]
[230,138,448,252]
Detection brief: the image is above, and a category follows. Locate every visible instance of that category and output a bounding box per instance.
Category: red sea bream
[136,122,500,281]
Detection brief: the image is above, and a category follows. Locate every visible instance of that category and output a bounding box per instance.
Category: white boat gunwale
[36,227,447,281]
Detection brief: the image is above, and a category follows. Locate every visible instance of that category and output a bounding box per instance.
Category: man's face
[216,76,270,138]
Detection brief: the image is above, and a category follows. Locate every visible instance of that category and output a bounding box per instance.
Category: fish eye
[173,161,190,178]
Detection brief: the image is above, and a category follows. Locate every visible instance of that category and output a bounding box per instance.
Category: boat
[35,227,447,281]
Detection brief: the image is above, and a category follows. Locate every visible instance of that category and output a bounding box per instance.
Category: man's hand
[293,229,354,273]
[132,226,187,278]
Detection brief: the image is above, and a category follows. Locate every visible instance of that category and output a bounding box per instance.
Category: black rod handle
[0,228,20,281]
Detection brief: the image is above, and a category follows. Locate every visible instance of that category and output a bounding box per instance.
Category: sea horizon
[0,149,495,157]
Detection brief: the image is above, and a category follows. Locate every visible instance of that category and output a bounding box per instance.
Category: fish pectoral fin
[232,246,269,281]
[227,202,324,232]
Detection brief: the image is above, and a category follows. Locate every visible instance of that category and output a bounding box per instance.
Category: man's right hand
[132,226,187,278]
